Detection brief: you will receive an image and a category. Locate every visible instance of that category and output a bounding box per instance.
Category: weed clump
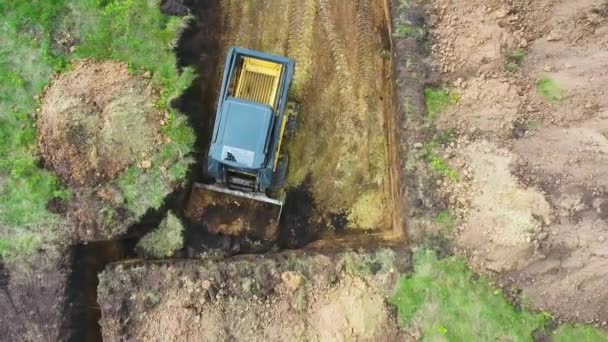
[505,49,526,72]
[421,141,458,182]
[435,210,456,233]
[136,213,184,258]
[537,77,564,102]
[394,23,427,41]
[424,87,458,122]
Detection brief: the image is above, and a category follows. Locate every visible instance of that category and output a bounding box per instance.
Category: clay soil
[409,0,608,324]
[184,0,404,243]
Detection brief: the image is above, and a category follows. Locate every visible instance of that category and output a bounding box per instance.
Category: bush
[136,213,184,258]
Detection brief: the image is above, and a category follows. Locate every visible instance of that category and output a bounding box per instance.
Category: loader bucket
[185,183,283,241]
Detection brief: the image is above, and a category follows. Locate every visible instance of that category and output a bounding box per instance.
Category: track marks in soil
[218,0,392,231]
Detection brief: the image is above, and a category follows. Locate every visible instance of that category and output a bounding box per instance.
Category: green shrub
[136,213,184,258]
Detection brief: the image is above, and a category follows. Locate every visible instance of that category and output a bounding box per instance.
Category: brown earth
[0,247,69,341]
[38,59,163,187]
[97,249,410,341]
[411,0,608,324]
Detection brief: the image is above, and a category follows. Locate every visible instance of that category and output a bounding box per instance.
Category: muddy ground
[98,248,409,341]
[404,0,608,324]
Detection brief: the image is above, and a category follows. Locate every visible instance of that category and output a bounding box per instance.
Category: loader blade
[185,183,283,241]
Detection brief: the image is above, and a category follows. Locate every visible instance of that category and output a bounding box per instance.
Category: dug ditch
[63,0,409,339]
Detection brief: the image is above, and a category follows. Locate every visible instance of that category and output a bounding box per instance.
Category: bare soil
[97,249,410,341]
[412,0,608,324]
[185,186,279,241]
[38,59,163,187]
[0,247,69,341]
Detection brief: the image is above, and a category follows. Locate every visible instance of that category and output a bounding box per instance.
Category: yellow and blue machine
[201,47,297,209]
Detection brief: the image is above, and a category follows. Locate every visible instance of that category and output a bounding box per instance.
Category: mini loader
[189,47,298,241]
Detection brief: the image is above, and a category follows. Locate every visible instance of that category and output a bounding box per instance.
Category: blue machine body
[207,47,295,192]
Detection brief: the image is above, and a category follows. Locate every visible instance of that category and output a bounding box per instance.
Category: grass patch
[390,250,550,341]
[394,23,426,40]
[506,49,526,72]
[424,87,458,122]
[435,210,456,233]
[1,0,195,257]
[552,324,608,342]
[136,213,184,258]
[537,77,564,102]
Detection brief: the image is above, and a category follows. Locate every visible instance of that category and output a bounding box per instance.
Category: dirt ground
[214,0,396,234]
[411,0,608,323]
[0,247,69,341]
[97,249,410,341]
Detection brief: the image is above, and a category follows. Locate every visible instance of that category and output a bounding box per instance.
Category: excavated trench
[64,0,406,339]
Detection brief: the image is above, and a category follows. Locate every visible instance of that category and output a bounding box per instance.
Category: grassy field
[390,250,608,341]
[0,0,195,258]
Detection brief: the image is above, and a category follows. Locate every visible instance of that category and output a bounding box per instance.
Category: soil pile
[97,249,409,341]
[38,59,163,187]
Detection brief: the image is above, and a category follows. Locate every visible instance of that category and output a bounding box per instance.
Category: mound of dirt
[97,249,409,341]
[38,59,163,187]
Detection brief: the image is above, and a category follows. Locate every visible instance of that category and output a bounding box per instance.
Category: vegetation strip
[390,250,608,341]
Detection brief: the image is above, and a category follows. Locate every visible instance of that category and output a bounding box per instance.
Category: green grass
[552,324,608,342]
[136,212,184,258]
[424,87,459,122]
[1,0,195,258]
[0,1,72,257]
[537,77,564,102]
[390,250,550,341]
[506,49,527,72]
